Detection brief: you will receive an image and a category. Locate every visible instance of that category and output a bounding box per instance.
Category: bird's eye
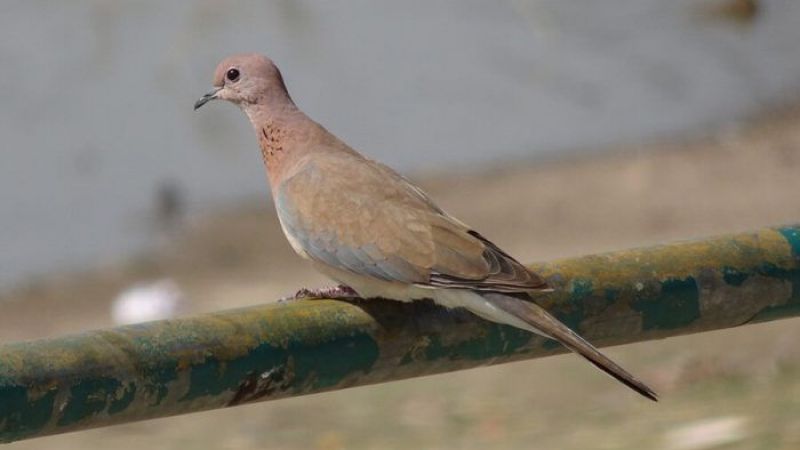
[226,68,240,82]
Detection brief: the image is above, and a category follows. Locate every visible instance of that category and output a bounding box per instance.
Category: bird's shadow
[344,296,478,331]
[323,295,543,344]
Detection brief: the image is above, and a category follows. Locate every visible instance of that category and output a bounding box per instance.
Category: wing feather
[275,152,549,293]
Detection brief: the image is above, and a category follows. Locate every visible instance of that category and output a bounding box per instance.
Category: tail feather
[483,293,658,402]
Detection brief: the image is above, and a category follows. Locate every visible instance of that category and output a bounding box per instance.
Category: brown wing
[424,217,550,293]
[278,150,549,293]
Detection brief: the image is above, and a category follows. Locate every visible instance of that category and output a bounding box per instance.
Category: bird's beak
[194,87,221,110]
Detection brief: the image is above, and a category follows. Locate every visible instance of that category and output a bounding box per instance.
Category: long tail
[480,292,658,401]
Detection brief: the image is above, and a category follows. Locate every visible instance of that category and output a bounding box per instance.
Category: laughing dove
[194,53,657,401]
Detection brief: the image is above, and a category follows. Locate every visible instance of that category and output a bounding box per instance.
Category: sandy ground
[3,105,800,448]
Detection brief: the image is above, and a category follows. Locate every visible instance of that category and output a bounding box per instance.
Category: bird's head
[194,53,291,111]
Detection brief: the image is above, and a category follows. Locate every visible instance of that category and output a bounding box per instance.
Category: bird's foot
[278,285,359,303]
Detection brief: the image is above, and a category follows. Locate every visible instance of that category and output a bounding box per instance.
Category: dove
[194,53,657,401]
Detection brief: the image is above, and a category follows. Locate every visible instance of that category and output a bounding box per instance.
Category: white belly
[311,261,422,302]
[310,261,543,335]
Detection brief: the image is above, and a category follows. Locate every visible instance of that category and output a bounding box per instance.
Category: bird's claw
[278,285,359,303]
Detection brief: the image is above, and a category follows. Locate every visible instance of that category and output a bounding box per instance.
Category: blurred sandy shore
[3,105,800,449]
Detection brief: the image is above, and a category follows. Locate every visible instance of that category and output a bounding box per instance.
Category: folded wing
[275,152,549,294]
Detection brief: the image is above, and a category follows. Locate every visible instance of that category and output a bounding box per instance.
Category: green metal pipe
[1,225,799,442]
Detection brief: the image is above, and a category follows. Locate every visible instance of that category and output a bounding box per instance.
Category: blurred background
[2,0,800,448]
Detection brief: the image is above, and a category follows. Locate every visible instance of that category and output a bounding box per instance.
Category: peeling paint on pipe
[1,225,799,442]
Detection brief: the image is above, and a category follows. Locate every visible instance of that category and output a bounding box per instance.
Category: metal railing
[1,224,798,443]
